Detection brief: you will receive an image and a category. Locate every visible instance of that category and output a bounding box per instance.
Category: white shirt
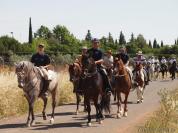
[161,59,167,64]
[169,59,176,64]
[103,55,113,68]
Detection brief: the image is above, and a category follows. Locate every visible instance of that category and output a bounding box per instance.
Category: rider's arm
[95,59,104,65]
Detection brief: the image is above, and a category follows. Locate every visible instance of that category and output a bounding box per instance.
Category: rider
[169,57,177,64]
[87,38,112,95]
[133,50,150,85]
[103,49,114,70]
[31,43,51,96]
[160,56,168,68]
[115,46,136,87]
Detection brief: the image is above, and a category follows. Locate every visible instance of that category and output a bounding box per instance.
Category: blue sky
[0,0,178,44]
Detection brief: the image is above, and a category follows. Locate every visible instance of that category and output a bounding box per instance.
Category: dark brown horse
[68,62,87,114]
[81,56,111,126]
[113,56,131,118]
[134,63,145,103]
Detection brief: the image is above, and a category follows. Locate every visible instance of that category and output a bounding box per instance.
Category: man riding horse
[115,46,135,87]
[86,38,112,95]
[31,43,52,96]
[133,50,150,85]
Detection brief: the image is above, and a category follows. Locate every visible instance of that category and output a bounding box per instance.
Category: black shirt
[116,53,129,64]
[87,48,103,61]
[31,53,50,67]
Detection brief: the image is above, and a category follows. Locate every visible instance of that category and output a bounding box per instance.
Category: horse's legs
[94,99,99,122]
[85,97,91,126]
[136,86,142,103]
[123,93,129,117]
[117,92,122,118]
[41,96,48,120]
[29,101,35,126]
[76,93,81,115]
[50,89,57,124]
[26,102,31,127]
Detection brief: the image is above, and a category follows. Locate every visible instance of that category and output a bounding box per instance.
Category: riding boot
[99,68,112,95]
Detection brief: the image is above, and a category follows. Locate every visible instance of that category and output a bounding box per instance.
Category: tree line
[0,24,178,58]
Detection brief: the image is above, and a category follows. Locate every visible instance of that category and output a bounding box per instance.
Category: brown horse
[113,57,131,118]
[134,63,145,103]
[68,62,87,114]
[81,56,111,126]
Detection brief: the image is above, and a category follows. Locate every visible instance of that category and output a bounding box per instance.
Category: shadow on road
[36,111,75,118]
[31,121,87,130]
[0,123,26,129]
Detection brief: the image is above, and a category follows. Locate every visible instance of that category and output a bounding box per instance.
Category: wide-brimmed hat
[107,50,112,54]
[82,46,88,50]
[136,50,142,55]
[38,43,45,47]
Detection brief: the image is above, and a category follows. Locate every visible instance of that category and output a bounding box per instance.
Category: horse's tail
[100,94,111,114]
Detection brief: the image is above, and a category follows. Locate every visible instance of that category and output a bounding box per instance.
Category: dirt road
[0,79,177,133]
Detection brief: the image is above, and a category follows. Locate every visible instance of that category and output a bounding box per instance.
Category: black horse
[81,55,111,126]
[169,61,177,80]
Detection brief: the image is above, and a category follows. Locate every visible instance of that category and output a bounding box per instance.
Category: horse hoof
[87,122,92,126]
[50,118,54,124]
[43,116,47,120]
[141,100,144,103]
[30,121,35,126]
[26,123,31,127]
[137,100,140,104]
[76,110,79,115]
[117,113,121,119]
[99,120,103,124]
[123,112,128,117]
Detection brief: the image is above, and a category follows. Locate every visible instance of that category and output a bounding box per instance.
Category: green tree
[35,25,52,39]
[153,39,157,48]
[85,30,92,41]
[108,32,114,44]
[161,40,164,47]
[28,17,33,44]
[130,33,135,43]
[149,40,152,48]
[136,34,147,49]
[119,31,126,45]
[53,25,70,44]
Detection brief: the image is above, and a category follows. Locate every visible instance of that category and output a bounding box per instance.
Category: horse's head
[68,63,82,82]
[135,63,143,71]
[15,61,33,88]
[113,57,124,74]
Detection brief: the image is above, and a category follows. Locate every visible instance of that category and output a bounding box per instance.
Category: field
[0,66,75,119]
[137,88,178,133]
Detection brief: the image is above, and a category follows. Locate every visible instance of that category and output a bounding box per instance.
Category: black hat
[92,38,99,43]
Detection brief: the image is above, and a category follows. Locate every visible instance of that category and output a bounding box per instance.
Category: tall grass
[0,68,75,119]
[138,88,178,133]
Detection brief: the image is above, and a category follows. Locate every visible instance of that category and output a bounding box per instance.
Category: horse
[15,61,58,127]
[68,62,87,115]
[81,56,111,126]
[146,62,155,81]
[113,56,131,118]
[160,63,168,79]
[133,63,145,104]
[154,63,160,80]
[169,61,177,80]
